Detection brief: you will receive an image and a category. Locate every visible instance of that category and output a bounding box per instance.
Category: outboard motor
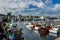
[14,28,24,40]
[20,28,24,40]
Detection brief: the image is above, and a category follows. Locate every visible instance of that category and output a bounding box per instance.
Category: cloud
[53,4,60,12]
[0,0,60,16]
[37,2,46,9]
[45,0,52,4]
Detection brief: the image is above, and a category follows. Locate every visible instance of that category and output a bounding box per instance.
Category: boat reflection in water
[25,21,55,40]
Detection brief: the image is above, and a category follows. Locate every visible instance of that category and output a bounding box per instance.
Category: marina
[0,14,60,40]
[0,0,60,40]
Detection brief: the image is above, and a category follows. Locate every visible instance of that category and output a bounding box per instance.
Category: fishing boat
[38,26,52,37]
[49,28,59,37]
[26,22,33,30]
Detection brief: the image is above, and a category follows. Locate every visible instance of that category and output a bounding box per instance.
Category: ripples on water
[12,20,60,40]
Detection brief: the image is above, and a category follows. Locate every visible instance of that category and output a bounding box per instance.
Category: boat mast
[3,7,8,14]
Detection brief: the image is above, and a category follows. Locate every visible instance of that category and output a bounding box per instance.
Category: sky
[0,0,60,16]
[52,0,60,4]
